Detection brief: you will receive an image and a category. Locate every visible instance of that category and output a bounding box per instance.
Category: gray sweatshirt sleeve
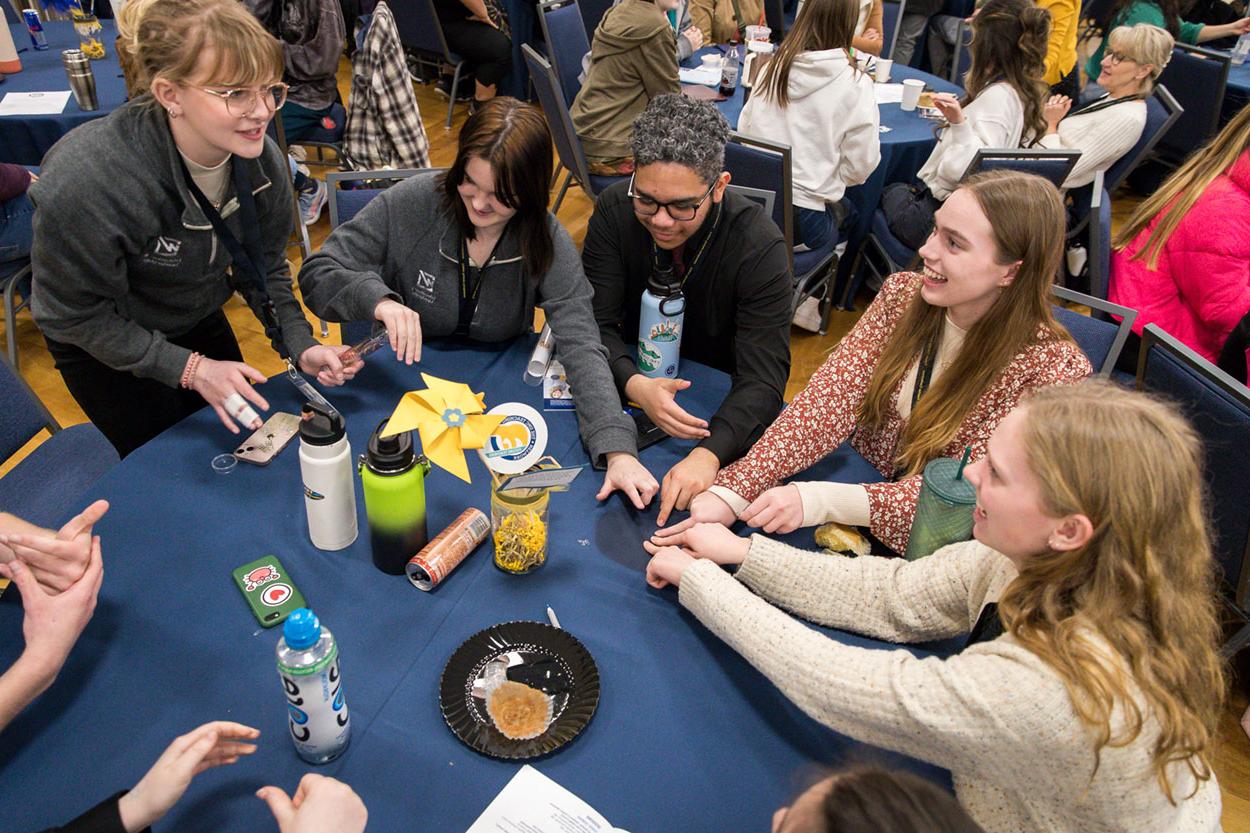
[298,191,403,322]
[539,221,639,465]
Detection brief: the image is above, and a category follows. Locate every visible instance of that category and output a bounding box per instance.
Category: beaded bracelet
[180,352,204,389]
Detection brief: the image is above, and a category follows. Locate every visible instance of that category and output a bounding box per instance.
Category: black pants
[45,310,245,458]
[881,182,941,252]
[440,18,512,88]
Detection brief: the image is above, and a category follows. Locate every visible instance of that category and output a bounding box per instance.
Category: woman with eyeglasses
[29,0,354,458]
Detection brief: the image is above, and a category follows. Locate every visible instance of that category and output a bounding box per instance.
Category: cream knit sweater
[677,537,1223,832]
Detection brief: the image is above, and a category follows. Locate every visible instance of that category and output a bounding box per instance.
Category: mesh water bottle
[359,419,432,575]
[276,608,350,764]
[637,255,685,378]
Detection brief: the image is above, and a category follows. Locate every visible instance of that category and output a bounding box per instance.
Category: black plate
[439,621,600,759]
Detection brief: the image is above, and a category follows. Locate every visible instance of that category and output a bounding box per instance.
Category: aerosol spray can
[276,608,350,764]
[359,419,431,575]
[636,252,685,378]
[298,403,358,551]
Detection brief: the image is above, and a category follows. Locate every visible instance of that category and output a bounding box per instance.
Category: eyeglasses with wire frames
[1103,49,1136,66]
[193,82,289,116]
[626,172,716,222]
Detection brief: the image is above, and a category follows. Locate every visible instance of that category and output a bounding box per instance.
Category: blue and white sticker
[478,403,548,475]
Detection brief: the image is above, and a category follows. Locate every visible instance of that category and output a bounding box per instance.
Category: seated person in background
[689,0,764,43]
[299,98,656,506]
[1040,24,1172,191]
[891,0,945,67]
[1084,0,1250,91]
[1038,0,1080,97]
[646,380,1226,832]
[738,0,881,251]
[851,0,885,54]
[580,0,704,68]
[881,0,1050,250]
[773,766,985,833]
[1,164,36,267]
[583,95,792,525]
[431,0,512,111]
[572,0,682,176]
[658,171,1090,555]
[1110,99,1250,365]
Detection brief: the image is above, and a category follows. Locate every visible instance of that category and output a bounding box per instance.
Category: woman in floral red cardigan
[656,171,1092,555]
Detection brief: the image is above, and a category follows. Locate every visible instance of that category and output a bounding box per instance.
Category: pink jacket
[1109,150,1250,364]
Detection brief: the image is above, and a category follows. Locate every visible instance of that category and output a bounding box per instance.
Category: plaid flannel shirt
[344,1,431,170]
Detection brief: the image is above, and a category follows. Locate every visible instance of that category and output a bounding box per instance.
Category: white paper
[543,359,575,411]
[466,766,630,833]
[679,66,721,86]
[0,91,73,116]
[872,84,904,104]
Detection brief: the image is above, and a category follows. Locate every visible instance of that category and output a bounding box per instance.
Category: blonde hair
[116,0,283,95]
[1114,100,1250,268]
[1106,23,1175,92]
[999,380,1225,801]
[857,170,1072,476]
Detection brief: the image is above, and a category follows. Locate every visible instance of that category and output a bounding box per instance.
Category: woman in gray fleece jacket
[300,98,658,505]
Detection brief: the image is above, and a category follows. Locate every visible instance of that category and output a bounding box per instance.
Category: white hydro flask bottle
[298,403,358,551]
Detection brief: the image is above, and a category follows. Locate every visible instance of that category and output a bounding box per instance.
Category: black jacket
[37,792,145,833]
[584,182,792,465]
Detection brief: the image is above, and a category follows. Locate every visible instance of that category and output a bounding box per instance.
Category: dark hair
[962,0,1049,144]
[758,0,859,107]
[1093,0,1183,39]
[442,97,555,277]
[630,94,731,184]
[810,768,986,833]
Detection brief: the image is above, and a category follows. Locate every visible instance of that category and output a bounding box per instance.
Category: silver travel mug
[61,49,99,111]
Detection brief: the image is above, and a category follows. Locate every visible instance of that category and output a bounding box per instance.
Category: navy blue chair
[287,102,348,169]
[882,0,906,61]
[578,0,615,42]
[1153,45,1229,168]
[1083,174,1113,303]
[393,0,470,128]
[1050,285,1135,377]
[948,18,972,87]
[538,0,591,109]
[522,44,626,211]
[3,1,20,25]
[1134,324,1250,656]
[959,147,1082,187]
[0,355,118,528]
[2,262,31,370]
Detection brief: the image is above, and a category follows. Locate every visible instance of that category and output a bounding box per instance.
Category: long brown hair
[757,0,859,108]
[1114,100,1250,269]
[999,381,1225,801]
[857,171,1071,476]
[959,0,1049,144]
[442,97,556,278]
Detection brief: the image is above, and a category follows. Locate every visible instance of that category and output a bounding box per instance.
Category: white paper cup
[901,78,925,111]
[745,25,771,42]
[874,58,893,83]
[701,53,720,67]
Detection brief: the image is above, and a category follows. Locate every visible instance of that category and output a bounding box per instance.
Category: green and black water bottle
[358,420,431,575]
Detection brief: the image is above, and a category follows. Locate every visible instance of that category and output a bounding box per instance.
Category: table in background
[1222,55,1250,125]
[0,337,945,832]
[1,21,125,165]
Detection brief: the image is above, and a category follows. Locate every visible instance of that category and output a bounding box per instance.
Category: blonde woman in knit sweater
[1039,24,1173,190]
[644,380,1225,832]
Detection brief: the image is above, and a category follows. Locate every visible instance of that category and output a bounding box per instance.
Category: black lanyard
[910,332,940,411]
[1068,92,1145,119]
[179,157,288,359]
[456,234,504,336]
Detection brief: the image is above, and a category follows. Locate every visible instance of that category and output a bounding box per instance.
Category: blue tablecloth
[0,337,945,832]
[0,21,126,165]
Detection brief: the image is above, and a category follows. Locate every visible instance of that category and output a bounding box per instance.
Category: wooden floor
[4,62,1250,830]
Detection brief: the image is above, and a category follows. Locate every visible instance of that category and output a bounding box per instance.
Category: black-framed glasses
[1104,50,1134,66]
[626,173,715,222]
[194,83,289,116]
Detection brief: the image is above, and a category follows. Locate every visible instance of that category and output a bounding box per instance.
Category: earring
[167,108,179,119]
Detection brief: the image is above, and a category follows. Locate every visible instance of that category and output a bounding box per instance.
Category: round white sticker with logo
[262,583,294,607]
[478,402,548,475]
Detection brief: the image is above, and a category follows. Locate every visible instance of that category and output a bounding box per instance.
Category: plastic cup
[744,25,771,42]
[901,78,925,111]
[874,58,892,83]
[904,456,976,560]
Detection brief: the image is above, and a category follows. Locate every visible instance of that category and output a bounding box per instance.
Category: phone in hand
[234,412,301,466]
[591,407,667,471]
[232,556,307,627]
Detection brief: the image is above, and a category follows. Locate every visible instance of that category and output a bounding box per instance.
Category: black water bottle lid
[365,418,416,473]
[648,250,681,297]
[299,402,345,446]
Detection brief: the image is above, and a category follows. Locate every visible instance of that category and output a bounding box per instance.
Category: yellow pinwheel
[381,374,506,482]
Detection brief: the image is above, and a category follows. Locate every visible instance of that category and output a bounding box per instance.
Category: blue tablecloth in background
[0,337,944,832]
[1,21,126,165]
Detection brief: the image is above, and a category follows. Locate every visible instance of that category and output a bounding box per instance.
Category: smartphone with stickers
[232,556,307,627]
[234,412,301,466]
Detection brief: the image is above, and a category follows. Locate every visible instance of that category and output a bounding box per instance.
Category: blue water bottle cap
[283,608,321,650]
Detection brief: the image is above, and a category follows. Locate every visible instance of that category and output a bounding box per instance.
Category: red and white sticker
[261,583,293,607]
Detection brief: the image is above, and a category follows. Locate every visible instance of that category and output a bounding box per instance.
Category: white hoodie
[737,48,881,211]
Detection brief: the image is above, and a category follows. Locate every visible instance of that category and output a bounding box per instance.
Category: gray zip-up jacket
[29,97,318,389]
[299,173,637,464]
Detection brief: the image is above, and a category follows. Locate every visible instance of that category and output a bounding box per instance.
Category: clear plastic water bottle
[1232,33,1250,65]
[276,608,351,764]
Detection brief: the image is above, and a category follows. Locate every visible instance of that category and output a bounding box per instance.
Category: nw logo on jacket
[413,268,437,303]
[154,236,182,256]
[143,235,184,267]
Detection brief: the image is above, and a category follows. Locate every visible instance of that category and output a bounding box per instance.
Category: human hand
[28,171,38,184]
[653,489,737,538]
[0,536,103,683]
[596,452,659,510]
[931,93,964,124]
[683,26,705,51]
[299,344,363,388]
[191,357,269,433]
[0,500,108,593]
[374,299,422,364]
[646,522,750,565]
[643,545,696,589]
[118,722,260,833]
[257,774,368,833]
[1043,95,1071,132]
[623,375,709,440]
[657,448,720,526]
[861,27,881,42]
[740,484,804,534]
[1230,16,1250,35]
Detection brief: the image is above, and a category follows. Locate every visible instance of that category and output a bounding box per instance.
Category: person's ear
[712,171,731,201]
[999,260,1022,288]
[1048,513,1094,552]
[150,76,185,118]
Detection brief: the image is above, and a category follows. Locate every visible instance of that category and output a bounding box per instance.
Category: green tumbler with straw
[904,448,977,560]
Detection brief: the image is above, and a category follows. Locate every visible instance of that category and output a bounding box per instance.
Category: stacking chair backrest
[539,0,592,109]
[723,133,793,271]
[881,0,906,61]
[578,0,615,42]
[523,45,595,193]
[725,184,776,221]
[949,18,973,87]
[0,353,59,464]
[1085,173,1114,304]
[393,0,455,61]
[959,148,1082,188]
[1154,44,1229,165]
[1050,285,1136,377]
